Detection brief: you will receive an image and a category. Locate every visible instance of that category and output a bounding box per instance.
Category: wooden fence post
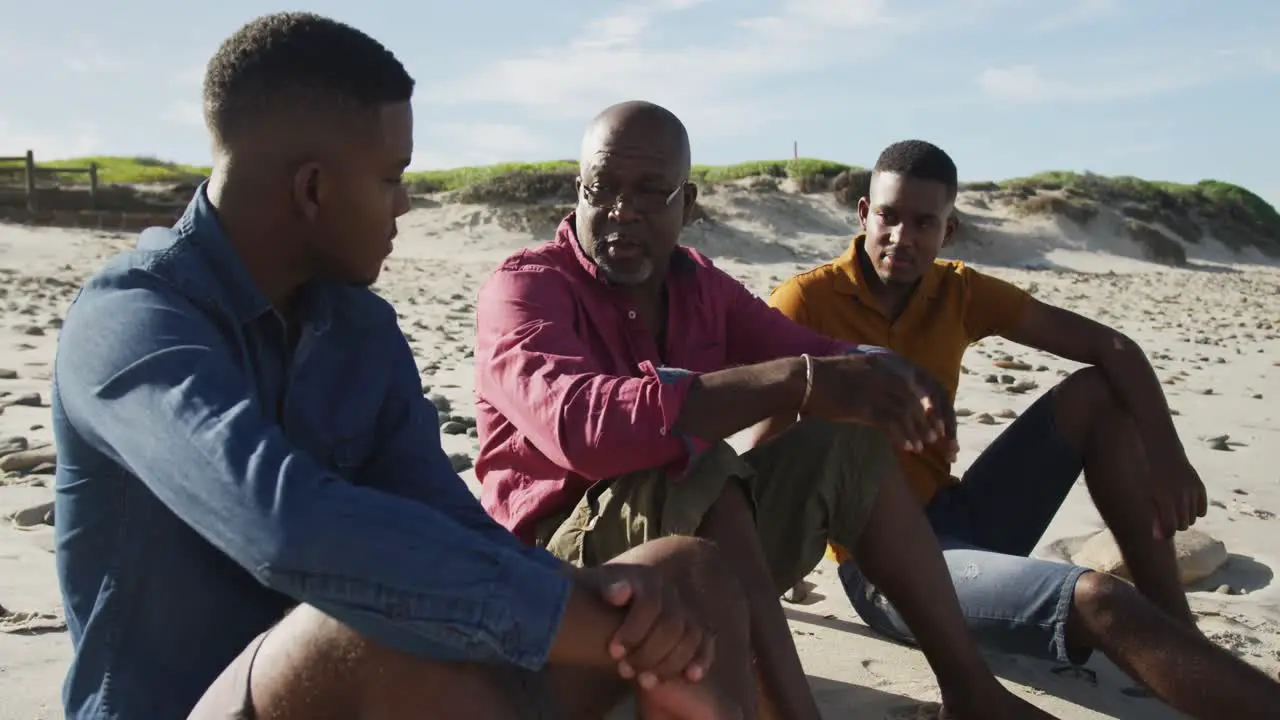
[24,150,36,211]
[89,162,99,209]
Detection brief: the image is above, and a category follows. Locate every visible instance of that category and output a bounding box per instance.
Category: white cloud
[977,46,1280,103]
[413,121,549,168]
[425,0,914,123]
[0,116,102,159]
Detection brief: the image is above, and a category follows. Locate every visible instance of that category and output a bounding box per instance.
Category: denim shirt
[51,185,571,719]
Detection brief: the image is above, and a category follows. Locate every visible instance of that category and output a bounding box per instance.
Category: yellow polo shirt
[768,236,1034,562]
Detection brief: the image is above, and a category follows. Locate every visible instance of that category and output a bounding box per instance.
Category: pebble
[448,453,473,472]
[0,436,28,457]
[996,408,1018,419]
[0,445,56,473]
[955,408,973,417]
[1205,435,1232,451]
[0,368,16,379]
[983,374,998,383]
[428,394,452,413]
[440,421,467,435]
[999,374,1014,384]
[994,360,1032,371]
[975,413,997,425]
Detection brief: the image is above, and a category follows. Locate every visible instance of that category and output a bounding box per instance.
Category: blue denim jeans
[839,390,1092,665]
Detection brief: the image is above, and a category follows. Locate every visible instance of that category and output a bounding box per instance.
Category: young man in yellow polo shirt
[756,140,1280,719]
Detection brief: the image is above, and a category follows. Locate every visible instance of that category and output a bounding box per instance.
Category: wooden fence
[0,150,100,211]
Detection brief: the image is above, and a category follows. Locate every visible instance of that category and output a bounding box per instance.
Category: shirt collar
[557,211,696,286]
[833,233,942,305]
[169,180,333,330]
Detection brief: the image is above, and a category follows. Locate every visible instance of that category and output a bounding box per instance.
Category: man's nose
[607,195,643,222]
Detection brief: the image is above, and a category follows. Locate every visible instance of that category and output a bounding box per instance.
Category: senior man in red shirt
[473,100,1053,720]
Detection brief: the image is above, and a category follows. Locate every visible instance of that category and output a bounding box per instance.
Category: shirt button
[627,310,637,320]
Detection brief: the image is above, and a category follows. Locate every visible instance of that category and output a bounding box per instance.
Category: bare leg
[1066,571,1280,719]
[698,480,820,720]
[1050,369,1191,624]
[853,467,1053,719]
[190,537,753,720]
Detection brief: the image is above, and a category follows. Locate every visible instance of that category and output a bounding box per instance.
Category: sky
[1,0,1278,207]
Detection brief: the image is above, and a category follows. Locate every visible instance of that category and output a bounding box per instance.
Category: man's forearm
[671,357,807,443]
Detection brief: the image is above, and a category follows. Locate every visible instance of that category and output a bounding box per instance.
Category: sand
[2,186,1279,719]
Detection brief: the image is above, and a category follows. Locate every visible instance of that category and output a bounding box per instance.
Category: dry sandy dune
[2,183,1279,719]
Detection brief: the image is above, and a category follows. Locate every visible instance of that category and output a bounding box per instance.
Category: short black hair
[873,140,958,201]
[203,12,414,146]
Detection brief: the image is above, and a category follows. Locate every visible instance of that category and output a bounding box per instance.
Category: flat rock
[0,445,56,473]
[1070,528,1227,586]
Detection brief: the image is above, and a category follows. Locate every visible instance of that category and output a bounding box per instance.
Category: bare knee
[1068,571,1141,643]
[247,605,516,719]
[1051,367,1130,451]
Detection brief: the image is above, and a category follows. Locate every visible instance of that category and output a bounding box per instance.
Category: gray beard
[598,257,654,286]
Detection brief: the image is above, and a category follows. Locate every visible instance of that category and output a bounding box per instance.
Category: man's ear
[291,161,323,222]
[681,182,700,226]
[941,210,959,248]
[856,196,870,230]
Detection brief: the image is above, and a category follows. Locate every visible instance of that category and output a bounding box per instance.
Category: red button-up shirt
[474,214,848,542]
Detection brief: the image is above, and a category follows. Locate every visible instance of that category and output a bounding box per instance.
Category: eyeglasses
[580,181,685,214]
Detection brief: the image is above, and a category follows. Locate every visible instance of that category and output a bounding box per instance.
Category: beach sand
[3,186,1279,718]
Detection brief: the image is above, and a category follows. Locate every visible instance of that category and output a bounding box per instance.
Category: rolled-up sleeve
[475,267,695,481]
[55,275,570,670]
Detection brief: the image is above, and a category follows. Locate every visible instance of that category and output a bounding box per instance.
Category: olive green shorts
[534,419,895,593]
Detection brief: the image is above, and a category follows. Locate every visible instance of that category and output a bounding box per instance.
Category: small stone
[993,360,1032,371]
[1252,393,1263,400]
[0,368,16,379]
[975,413,997,425]
[955,408,974,417]
[440,421,467,435]
[21,325,44,337]
[1199,388,1215,395]
[1215,584,1232,595]
[996,408,1018,419]
[1205,435,1231,452]
[448,453,473,472]
[0,445,56,473]
[999,374,1014,384]
[1007,380,1038,394]
[1035,365,1049,372]
[467,427,479,439]
[0,436,28,457]
[5,392,41,407]
[429,394,452,413]
[983,374,998,383]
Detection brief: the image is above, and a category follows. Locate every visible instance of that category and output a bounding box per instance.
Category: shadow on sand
[785,607,1184,718]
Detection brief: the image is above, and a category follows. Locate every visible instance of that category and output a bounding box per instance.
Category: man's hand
[804,353,958,458]
[1147,452,1208,540]
[578,563,716,688]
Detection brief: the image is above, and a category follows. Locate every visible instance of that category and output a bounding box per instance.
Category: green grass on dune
[1001,171,1280,232]
[4,155,1275,229]
[0,155,211,185]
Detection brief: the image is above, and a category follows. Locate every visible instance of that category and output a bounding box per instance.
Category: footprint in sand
[1228,498,1276,521]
